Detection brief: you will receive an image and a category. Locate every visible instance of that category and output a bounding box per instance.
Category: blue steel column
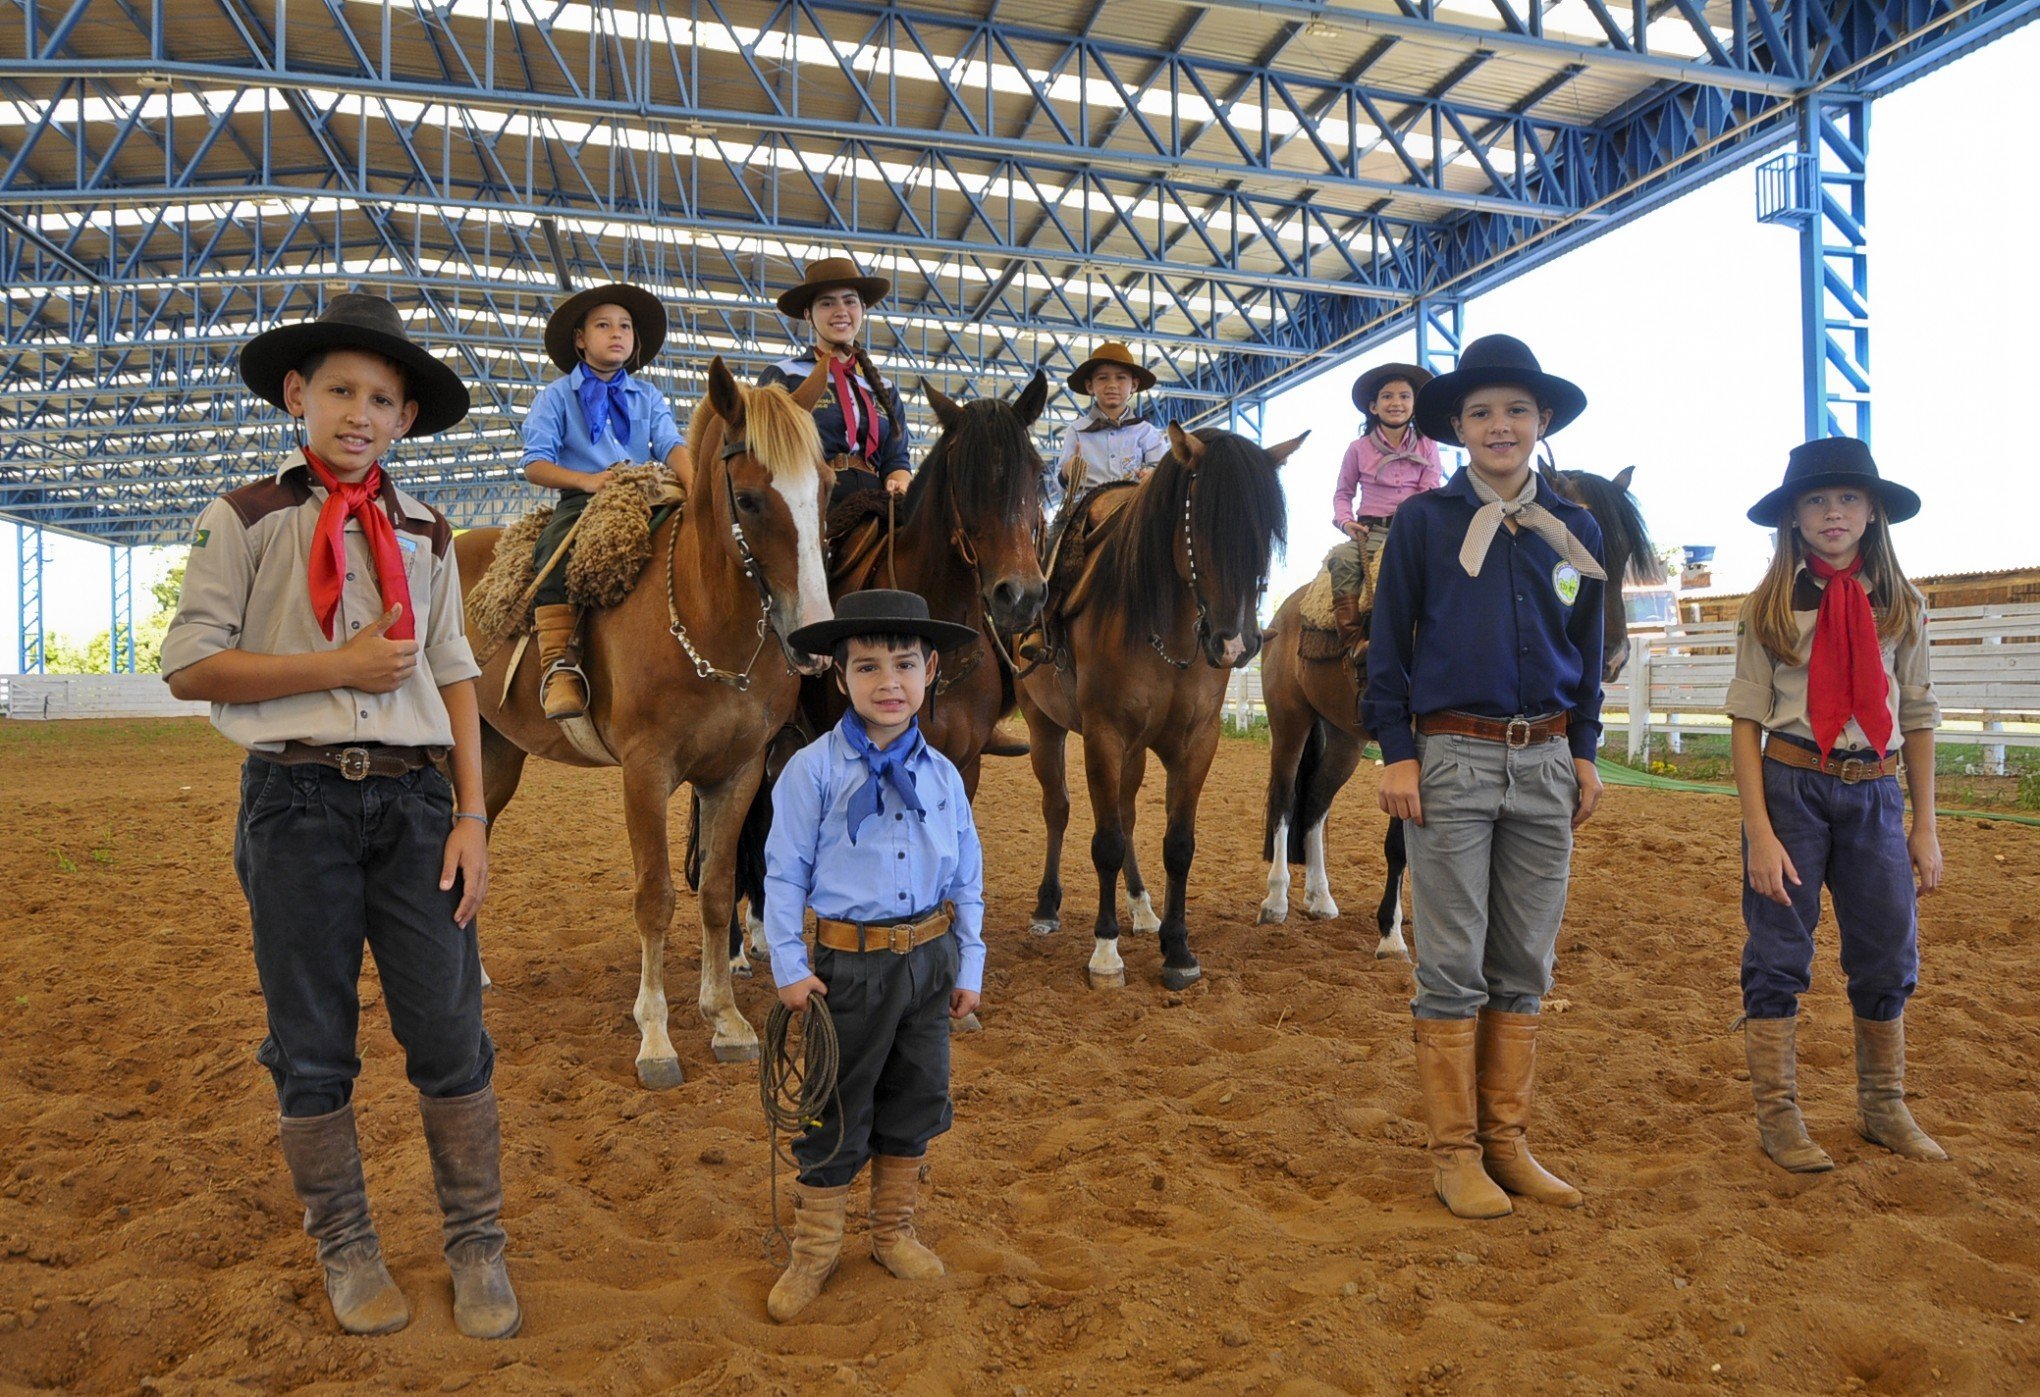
[1799,95,1872,442]
[1227,398,1266,442]
[110,545,136,673]
[1414,298,1465,379]
[15,523,45,673]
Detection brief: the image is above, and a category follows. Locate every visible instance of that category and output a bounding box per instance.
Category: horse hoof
[1375,944,1411,962]
[1257,905,1287,926]
[637,1057,685,1091]
[729,961,754,979]
[1029,918,1061,936]
[713,1041,762,1064]
[950,1012,984,1035]
[1159,965,1202,991]
[1305,906,1340,922]
[1088,968,1125,991]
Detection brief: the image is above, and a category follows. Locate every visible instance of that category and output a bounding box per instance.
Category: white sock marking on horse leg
[1303,820,1340,919]
[1089,936,1125,978]
[1377,895,1409,960]
[1128,891,1160,934]
[1259,817,1290,924]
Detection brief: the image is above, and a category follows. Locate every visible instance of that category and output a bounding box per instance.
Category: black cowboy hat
[241,293,470,438]
[1351,361,1432,413]
[543,283,668,374]
[1746,436,1920,525]
[1413,334,1586,447]
[1068,340,1157,395]
[787,589,981,656]
[776,255,891,319]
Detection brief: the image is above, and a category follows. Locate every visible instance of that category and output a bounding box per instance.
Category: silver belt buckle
[1837,757,1870,784]
[1505,717,1533,750]
[337,746,373,781]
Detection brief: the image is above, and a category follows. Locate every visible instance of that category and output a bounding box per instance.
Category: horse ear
[1167,421,1204,468]
[790,355,830,412]
[1263,431,1309,466]
[1015,369,1049,426]
[921,379,964,431]
[1612,464,1636,494]
[707,356,746,433]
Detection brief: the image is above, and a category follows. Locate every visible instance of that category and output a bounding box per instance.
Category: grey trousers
[1328,529,1390,607]
[1403,731,1578,1020]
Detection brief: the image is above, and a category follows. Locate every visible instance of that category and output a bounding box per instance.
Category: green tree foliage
[43,553,186,675]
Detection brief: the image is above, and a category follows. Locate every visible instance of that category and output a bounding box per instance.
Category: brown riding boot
[277,1104,411,1336]
[1331,590,1368,662]
[869,1155,946,1281]
[533,603,589,721]
[1412,1018,1511,1219]
[768,1180,852,1322]
[1854,1015,1948,1161]
[1743,1016,1835,1173]
[418,1087,522,1339]
[1475,1009,1583,1207]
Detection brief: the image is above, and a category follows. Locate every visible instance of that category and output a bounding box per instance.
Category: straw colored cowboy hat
[1747,437,1921,525]
[241,292,470,438]
[1350,361,1432,413]
[1413,334,1586,447]
[543,283,668,374]
[1067,341,1157,395]
[776,256,891,319]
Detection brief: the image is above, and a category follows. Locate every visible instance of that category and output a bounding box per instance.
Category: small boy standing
[761,590,987,1323]
[521,282,691,720]
[162,294,519,1339]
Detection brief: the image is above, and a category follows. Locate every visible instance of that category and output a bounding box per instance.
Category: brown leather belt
[812,903,955,955]
[1763,737,1897,784]
[270,741,445,781]
[1416,711,1569,748]
[1354,514,1392,527]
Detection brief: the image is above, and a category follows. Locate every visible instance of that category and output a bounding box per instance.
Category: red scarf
[1805,554,1891,759]
[827,354,881,460]
[302,447,416,642]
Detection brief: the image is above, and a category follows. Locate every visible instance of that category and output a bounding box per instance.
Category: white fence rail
[2,674,210,721]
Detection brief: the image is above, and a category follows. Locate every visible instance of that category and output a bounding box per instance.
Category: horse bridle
[1149,475,1215,670]
[658,433,785,691]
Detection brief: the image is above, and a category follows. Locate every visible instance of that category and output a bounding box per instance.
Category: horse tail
[1265,715,1327,865]
[1291,716,1340,864]
[684,790,704,892]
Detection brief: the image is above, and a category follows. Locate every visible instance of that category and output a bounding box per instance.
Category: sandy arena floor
[1,718,2036,1394]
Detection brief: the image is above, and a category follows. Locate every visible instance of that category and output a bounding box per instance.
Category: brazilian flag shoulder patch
[193,527,211,548]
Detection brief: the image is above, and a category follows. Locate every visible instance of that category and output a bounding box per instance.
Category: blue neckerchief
[840,711,926,845]
[575,365,633,445]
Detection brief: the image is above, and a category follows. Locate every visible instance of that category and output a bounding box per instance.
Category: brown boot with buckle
[1331,589,1368,662]
[1744,1016,1835,1173]
[1854,1015,1948,1161]
[1475,1008,1583,1207]
[534,603,589,720]
[418,1086,522,1340]
[869,1155,946,1280]
[768,1180,852,1321]
[1413,1017,1511,1219]
[277,1104,412,1336]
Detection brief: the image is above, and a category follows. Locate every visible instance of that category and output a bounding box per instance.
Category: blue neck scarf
[576,365,633,446]
[840,711,926,844]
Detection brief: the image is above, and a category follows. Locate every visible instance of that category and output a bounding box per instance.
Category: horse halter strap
[664,437,779,690]
[1149,474,1212,670]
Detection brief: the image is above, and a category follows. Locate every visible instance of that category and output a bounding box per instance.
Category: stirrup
[541,659,590,719]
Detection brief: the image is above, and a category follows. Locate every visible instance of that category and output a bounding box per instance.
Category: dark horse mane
[1548,466,1663,586]
[901,394,1046,531]
[1106,427,1288,643]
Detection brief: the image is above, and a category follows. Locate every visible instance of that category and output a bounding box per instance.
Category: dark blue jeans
[233,755,494,1117]
[1740,742,1918,1022]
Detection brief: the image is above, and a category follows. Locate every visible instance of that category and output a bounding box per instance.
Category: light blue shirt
[519,365,685,479]
[763,719,987,993]
[1047,408,1168,512]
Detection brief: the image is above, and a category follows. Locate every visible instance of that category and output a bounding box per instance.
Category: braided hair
[847,342,906,446]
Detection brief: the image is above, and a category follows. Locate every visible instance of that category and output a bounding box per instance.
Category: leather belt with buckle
[271,741,445,781]
[1416,711,1569,749]
[812,903,956,955]
[1763,737,1897,784]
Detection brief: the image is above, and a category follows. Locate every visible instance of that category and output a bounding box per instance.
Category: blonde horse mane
[688,380,824,480]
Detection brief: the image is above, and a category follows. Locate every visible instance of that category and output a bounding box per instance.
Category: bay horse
[453,356,833,1089]
[1018,423,1300,990]
[1257,464,1660,953]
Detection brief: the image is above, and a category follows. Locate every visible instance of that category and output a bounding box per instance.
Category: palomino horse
[1019,423,1299,990]
[1257,465,1660,954]
[454,357,833,1089]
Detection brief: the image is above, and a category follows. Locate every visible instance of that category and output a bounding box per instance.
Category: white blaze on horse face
[1219,633,1247,667]
[772,461,831,631]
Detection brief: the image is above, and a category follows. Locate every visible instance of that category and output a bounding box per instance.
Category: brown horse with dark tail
[1018,422,1301,990]
[453,356,833,1089]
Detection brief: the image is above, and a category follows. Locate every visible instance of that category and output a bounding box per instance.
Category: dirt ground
[2,718,2037,1395]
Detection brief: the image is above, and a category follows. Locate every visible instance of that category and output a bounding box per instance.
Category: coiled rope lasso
[758,995,844,1264]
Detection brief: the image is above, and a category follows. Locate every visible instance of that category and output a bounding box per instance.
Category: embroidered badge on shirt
[193,527,210,548]
[1552,561,1581,607]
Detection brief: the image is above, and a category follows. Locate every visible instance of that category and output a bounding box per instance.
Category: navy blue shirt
[758,350,912,477]
[1362,468,1607,764]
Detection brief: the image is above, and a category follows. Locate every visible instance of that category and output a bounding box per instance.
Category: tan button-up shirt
[161,457,481,752]
[1724,568,1938,753]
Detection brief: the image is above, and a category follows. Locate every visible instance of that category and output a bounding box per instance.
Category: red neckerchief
[302,447,416,642]
[826,354,880,459]
[1805,554,1891,760]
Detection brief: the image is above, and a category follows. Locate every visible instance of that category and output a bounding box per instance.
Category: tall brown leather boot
[277,1104,411,1336]
[869,1155,946,1280]
[418,1087,522,1339]
[1854,1015,1948,1161]
[1744,1016,1835,1173]
[533,603,588,720]
[1475,1008,1583,1207]
[1331,590,1368,663]
[767,1180,852,1322]
[1412,1018,1511,1219]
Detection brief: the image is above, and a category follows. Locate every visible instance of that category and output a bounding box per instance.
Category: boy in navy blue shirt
[762,590,986,1322]
[1363,334,1607,1222]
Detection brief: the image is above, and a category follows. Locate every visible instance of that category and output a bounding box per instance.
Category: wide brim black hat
[544,283,668,374]
[1413,334,1586,447]
[241,293,470,438]
[1747,436,1920,525]
[787,588,981,656]
[1351,361,1432,412]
